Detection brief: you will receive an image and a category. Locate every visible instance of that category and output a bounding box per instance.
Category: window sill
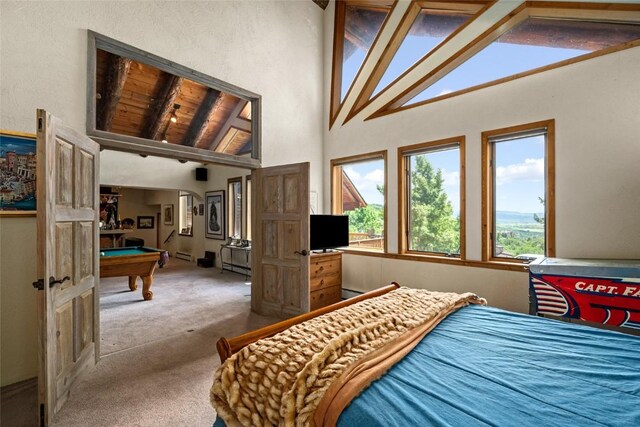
[178,233,193,237]
[342,250,529,272]
[341,246,385,254]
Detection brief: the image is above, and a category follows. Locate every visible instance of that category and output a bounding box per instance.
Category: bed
[211,283,640,426]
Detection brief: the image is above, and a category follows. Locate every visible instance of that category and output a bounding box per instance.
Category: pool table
[99,246,169,300]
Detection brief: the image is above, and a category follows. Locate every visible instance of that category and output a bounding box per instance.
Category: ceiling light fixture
[170,103,181,123]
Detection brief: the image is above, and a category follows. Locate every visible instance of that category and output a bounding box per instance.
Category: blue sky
[494,135,545,214]
[373,12,471,96]
[406,29,589,104]
[0,134,36,155]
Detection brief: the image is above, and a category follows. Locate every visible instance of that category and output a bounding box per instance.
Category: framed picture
[205,190,225,240]
[163,204,174,225]
[0,130,37,216]
[198,203,204,216]
[137,216,155,229]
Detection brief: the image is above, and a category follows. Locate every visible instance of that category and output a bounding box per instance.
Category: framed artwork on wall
[137,216,154,229]
[0,130,37,216]
[205,190,225,240]
[163,204,174,225]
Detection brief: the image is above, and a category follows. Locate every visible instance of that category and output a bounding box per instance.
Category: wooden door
[36,110,100,425]
[252,162,310,317]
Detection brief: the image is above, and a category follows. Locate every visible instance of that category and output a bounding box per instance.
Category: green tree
[346,205,383,235]
[533,196,545,224]
[410,156,459,254]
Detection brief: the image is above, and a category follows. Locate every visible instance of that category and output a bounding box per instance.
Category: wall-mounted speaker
[195,168,208,181]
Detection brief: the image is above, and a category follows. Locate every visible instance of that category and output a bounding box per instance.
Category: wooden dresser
[309,251,342,310]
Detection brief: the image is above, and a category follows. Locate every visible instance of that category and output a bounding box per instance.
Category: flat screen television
[310,214,349,252]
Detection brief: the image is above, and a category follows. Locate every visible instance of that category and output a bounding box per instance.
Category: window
[482,120,555,263]
[373,3,640,116]
[399,137,465,257]
[228,177,242,239]
[246,175,252,241]
[330,1,393,124]
[331,152,386,252]
[179,191,193,236]
[404,16,640,106]
[372,5,480,97]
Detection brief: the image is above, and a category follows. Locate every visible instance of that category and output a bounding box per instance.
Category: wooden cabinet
[309,251,342,310]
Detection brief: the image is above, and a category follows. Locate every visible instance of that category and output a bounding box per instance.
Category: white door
[35,109,100,425]
[251,162,310,317]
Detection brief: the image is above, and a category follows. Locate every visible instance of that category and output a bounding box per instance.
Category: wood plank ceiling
[95,49,252,156]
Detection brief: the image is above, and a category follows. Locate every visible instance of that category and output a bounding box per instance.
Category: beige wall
[115,188,161,248]
[0,217,38,387]
[323,1,640,311]
[0,0,323,386]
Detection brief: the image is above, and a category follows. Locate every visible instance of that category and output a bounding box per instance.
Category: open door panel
[251,162,310,318]
[35,109,100,425]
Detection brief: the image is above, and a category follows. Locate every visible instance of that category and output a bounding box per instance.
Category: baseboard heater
[175,251,192,262]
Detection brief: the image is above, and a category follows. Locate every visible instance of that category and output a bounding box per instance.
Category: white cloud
[441,170,459,188]
[496,158,544,185]
[364,169,384,182]
[438,89,453,96]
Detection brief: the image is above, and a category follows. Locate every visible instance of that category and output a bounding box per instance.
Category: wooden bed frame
[216,283,401,363]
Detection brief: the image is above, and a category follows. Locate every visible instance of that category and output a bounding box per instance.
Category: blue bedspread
[213,305,640,426]
[339,305,640,426]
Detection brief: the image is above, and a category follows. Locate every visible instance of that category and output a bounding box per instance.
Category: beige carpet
[3,259,279,427]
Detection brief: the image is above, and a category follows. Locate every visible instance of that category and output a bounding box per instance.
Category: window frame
[330,150,388,253]
[178,191,193,237]
[329,0,395,128]
[398,136,466,259]
[372,2,640,119]
[227,177,243,239]
[481,119,555,263]
[346,0,492,123]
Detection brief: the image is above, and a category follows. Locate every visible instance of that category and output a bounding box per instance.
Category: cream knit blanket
[211,287,486,426]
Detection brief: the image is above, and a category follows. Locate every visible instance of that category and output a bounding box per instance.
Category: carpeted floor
[2,259,278,427]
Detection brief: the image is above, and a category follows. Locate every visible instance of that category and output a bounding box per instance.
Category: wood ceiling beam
[146,75,184,140]
[184,89,223,147]
[208,100,251,151]
[98,56,132,131]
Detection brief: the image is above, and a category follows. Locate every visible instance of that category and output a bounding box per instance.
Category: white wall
[0,0,323,386]
[323,1,640,309]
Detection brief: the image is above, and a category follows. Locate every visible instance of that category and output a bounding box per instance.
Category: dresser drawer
[310,272,340,292]
[310,256,341,277]
[310,285,342,311]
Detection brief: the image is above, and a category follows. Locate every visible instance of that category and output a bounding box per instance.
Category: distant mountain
[496,210,543,224]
